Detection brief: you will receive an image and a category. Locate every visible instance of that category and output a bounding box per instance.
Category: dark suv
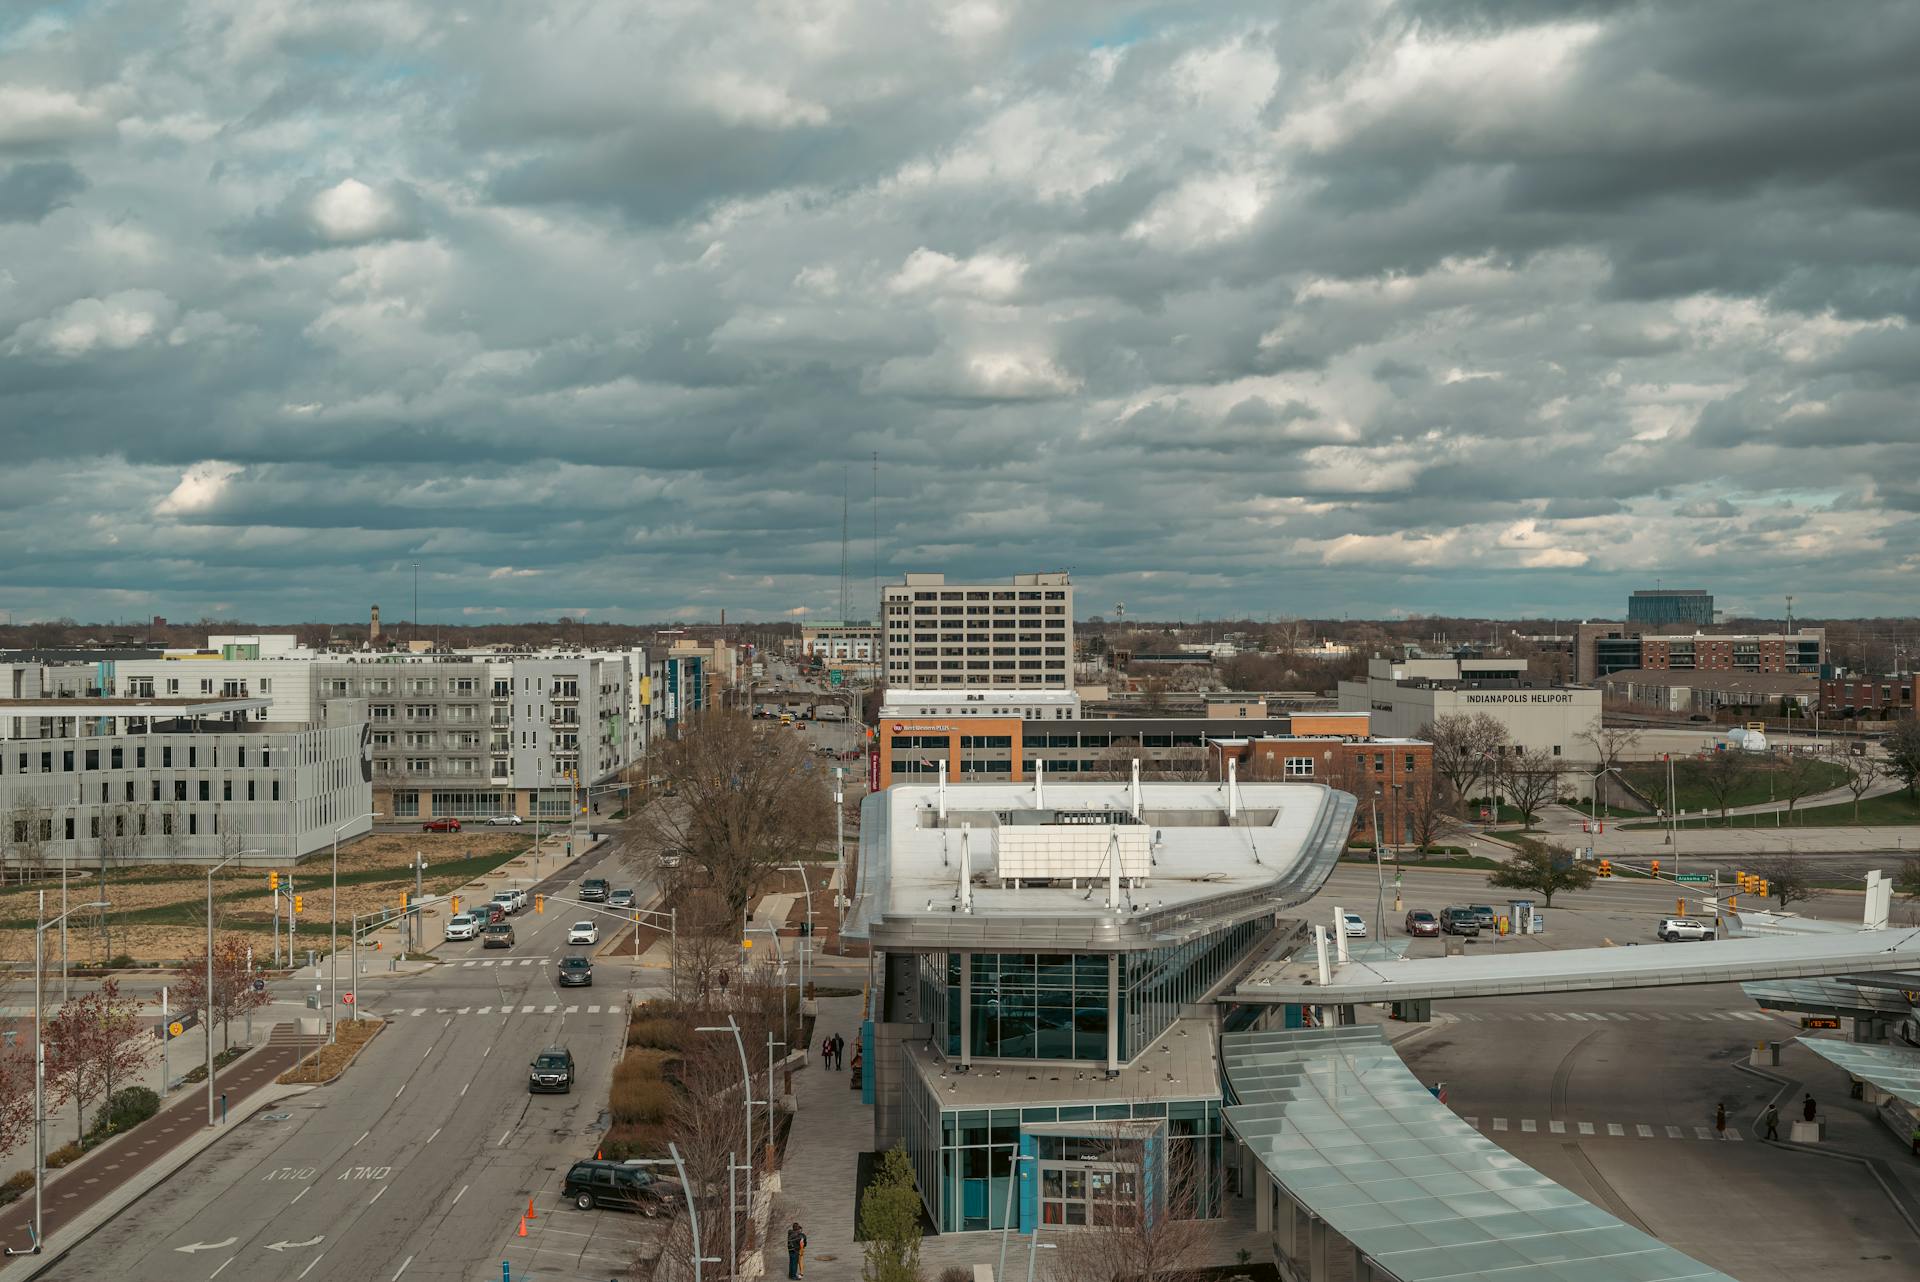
[1440,907,1481,937]
[558,955,594,987]
[529,1046,575,1094]
[580,878,610,903]
[563,1159,677,1213]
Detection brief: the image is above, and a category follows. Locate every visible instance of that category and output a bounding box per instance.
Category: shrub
[91,1086,161,1139]
[626,1017,683,1050]
[941,1269,971,1282]
[46,1142,86,1169]
[0,1170,32,1207]
[609,1075,673,1126]
[105,954,137,970]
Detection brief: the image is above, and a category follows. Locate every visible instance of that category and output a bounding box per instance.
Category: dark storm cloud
[0,0,1915,623]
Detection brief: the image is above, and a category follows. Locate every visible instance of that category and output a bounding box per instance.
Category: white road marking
[543,1004,557,1013]
[427,1127,441,1144]
[291,1187,310,1204]
[460,1082,469,1097]
[1627,1012,1652,1021]
[1636,1124,1654,1137]
[1545,1013,1566,1021]
[1520,1119,1537,1133]
[565,1005,579,1014]
[588,1004,601,1014]
[1548,1121,1565,1134]
[1695,1126,1714,1139]
[521,1004,535,1014]
[209,1259,233,1279]
[452,1184,468,1206]
[297,1255,325,1280]
[1726,1129,1743,1142]
[1525,1013,1546,1022]
[391,1253,414,1280]
[370,1186,387,1206]
[355,1131,369,1146]
[394,1085,405,1098]
[1566,1013,1588,1021]
[458,1007,471,1014]
[411,1008,426,1017]
[1607,1123,1624,1136]
[1577,1122,1594,1135]
[477,1006,491,1015]
[1491,1118,1508,1131]
[1665,1125,1683,1138]
[483,1045,491,1056]
[461,961,475,968]
[1650,1012,1671,1020]
[498,1128,511,1147]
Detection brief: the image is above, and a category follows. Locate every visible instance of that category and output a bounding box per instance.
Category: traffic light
[1599,859,1611,878]
[535,894,545,914]
[1650,860,1660,876]
[401,892,409,911]
[1758,879,1770,899]
[269,870,280,891]
[293,894,304,913]
[451,895,460,914]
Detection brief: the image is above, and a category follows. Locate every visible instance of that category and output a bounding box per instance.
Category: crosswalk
[384,1005,619,1018]
[1464,1114,1742,1142]
[459,958,544,967]
[1437,1009,1778,1024]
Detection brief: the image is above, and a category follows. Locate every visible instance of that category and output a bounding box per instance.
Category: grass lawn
[1619,757,1848,814]
[1625,788,1920,830]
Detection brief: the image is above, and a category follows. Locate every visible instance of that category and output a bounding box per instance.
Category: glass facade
[1123,918,1266,1061]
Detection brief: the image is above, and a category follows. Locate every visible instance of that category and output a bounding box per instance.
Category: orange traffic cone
[517,1215,528,1238]
[595,1147,603,1160]
[526,1196,539,1220]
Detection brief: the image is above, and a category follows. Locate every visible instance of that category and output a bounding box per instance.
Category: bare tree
[632,711,833,921]
[5,800,53,885]
[1698,750,1752,820]
[176,936,271,1051]
[1045,1136,1208,1282]
[1090,739,1211,782]
[1886,719,1920,797]
[1419,714,1510,809]
[1748,854,1822,909]
[1774,753,1827,824]
[1497,748,1561,829]
[1400,772,1460,854]
[1840,752,1885,822]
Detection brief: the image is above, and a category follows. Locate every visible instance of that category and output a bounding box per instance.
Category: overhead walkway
[1796,1038,1920,1109]
[1741,976,1920,1023]
[1235,928,1920,1007]
[1222,1025,1734,1282]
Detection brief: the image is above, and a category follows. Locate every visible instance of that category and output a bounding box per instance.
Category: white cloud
[155,462,242,517]
[487,566,542,579]
[888,247,1026,299]
[0,85,110,146]
[311,178,410,244]
[9,290,178,358]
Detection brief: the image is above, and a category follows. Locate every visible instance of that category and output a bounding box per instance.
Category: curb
[1734,1061,1920,1242]
[0,1079,315,1282]
[277,1019,388,1088]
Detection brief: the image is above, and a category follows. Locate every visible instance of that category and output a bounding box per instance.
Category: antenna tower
[839,467,851,624]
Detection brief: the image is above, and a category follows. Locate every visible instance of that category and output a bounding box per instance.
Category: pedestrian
[849,1042,862,1090]
[833,1032,845,1070]
[821,1034,834,1070]
[1764,1103,1779,1140]
[1910,1121,1920,1156]
[1802,1094,1817,1124]
[1715,1103,1726,1136]
[786,1221,807,1280]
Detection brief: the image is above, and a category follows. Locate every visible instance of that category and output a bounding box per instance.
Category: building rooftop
[907,1010,1220,1107]
[882,689,1082,708]
[847,779,1353,952]
[0,696,270,716]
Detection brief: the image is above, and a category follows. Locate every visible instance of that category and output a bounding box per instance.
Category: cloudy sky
[3,1,1917,627]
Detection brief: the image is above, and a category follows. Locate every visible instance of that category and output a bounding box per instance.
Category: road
[40,838,667,1282]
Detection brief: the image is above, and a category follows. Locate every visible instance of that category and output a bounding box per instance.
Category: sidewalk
[767,994,869,1275]
[0,1022,314,1256]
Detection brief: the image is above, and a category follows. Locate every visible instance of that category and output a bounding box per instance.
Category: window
[1284,757,1314,778]
[199,781,211,801]
[271,781,280,801]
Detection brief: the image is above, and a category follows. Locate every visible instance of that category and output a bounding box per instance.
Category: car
[1440,907,1481,937]
[1466,905,1497,930]
[1404,909,1440,938]
[469,901,504,925]
[491,892,519,918]
[658,853,682,870]
[1341,912,1367,938]
[1657,917,1716,942]
[529,1045,575,1094]
[444,913,479,942]
[562,1159,678,1214]
[558,955,594,987]
[485,814,525,826]
[580,878,610,903]
[482,922,516,949]
[422,817,461,833]
[567,921,599,946]
[609,888,635,910]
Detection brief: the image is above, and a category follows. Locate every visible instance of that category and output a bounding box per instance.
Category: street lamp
[779,864,813,1002]
[330,812,381,1043]
[695,1018,755,1261]
[997,1152,1036,1281]
[206,847,264,1126]
[626,1146,713,1282]
[6,895,108,1258]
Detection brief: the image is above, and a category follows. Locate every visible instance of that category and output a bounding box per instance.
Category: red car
[1404,909,1440,938]
[422,818,462,833]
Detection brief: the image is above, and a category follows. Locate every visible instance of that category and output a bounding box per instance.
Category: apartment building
[800,622,879,663]
[1574,624,1825,683]
[881,571,1073,689]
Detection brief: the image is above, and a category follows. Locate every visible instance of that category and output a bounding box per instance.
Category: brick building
[1820,674,1918,720]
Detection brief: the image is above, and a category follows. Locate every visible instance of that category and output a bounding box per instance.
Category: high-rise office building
[881,572,1073,688]
[1627,589,1714,626]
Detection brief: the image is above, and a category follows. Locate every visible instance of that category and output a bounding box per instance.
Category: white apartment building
[881,572,1074,689]
[801,622,879,662]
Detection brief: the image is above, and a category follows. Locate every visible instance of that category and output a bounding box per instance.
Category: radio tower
[839,466,851,624]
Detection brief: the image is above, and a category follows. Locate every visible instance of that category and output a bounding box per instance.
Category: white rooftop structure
[846,774,1354,952]
[879,687,1082,719]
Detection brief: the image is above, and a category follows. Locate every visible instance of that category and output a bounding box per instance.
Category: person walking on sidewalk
[1802,1094,1817,1124]
[832,1032,845,1070]
[1715,1103,1727,1137]
[1764,1104,1779,1140]
[787,1221,808,1279]
[821,1034,834,1069]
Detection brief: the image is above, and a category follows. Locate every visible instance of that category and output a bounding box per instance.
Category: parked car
[484,814,525,826]
[482,922,516,949]
[580,878,610,903]
[563,1160,678,1214]
[609,888,636,910]
[1657,917,1716,942]
[422,817,461,833]
[1467,905,1497,930]
[567,921,599,946]
[658,853,682,870]
[1340,912,1367,938]
[529,1045,575,1094]
[558,955,594,988]
[444,913,479,942]
[1404,909,1440,938]
[1440,907,1481,937]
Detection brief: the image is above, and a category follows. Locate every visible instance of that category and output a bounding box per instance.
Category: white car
[485,814,525,826]
[1657,917,1715,942]
[444,913,479,942]
[1341,912,1368,938]
[568,921,599,946]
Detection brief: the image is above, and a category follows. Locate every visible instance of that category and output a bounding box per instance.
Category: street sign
[252,979,267,993]
[168,1021,184,1038]
[1675,873,1712,884]
[343,992,355,1005]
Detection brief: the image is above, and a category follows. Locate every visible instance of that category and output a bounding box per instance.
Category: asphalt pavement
[34,838,665,1282]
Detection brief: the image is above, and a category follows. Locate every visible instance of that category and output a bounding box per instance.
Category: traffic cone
[595,1147,603,1160]
[517,1215,528,1238]
[526,1196,539,1220]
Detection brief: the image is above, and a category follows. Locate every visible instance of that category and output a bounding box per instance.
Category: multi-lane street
[43,840,664,1282]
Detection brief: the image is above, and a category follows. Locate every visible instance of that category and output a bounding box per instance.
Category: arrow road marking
[265,1237,324,1253]
[175,1238,238,1254]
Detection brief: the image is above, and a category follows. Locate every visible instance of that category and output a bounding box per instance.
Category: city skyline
[3,3,1916,623]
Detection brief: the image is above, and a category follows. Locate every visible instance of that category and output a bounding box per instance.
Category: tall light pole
[780,863,812,1001]
[206,847,262,1126]
[628,1146,711,1282]
[695,1018,754,1257]
[10,896,108,1258]
[330,812,380,1043]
